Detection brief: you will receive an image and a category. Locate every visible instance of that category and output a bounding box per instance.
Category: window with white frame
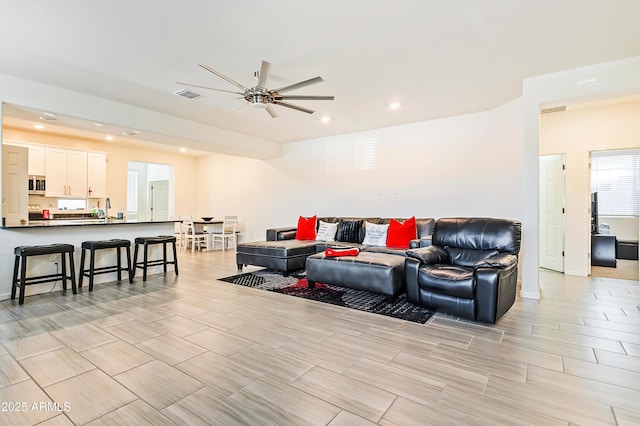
[591,149,640,216]
[57,199,87,210]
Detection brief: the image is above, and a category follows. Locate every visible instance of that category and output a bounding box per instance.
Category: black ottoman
[305,251,405,302]
[236,240,318,276]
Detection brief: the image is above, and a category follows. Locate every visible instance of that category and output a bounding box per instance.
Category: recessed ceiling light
[105,135,114,141]
[321,116,331,123]
[389,102,401,109]
[93,122,104,127]
[33,124,45,130]
[41,112,57,118]
[179,147,187,153]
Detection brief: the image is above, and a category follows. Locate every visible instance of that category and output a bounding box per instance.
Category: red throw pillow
[295,215,317,240]
[386,216,417,248]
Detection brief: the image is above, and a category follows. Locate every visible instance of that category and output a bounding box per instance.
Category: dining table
[193,218,223,251]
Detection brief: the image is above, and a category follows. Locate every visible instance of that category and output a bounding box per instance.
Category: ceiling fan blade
[272,100,315,114]
[233,102,250,114]
[265,105,279,118]
[199,64,249,91]
[176,82,244,95]
[274,76,324,93]
[256,60,271,89]
[274,95,335,101]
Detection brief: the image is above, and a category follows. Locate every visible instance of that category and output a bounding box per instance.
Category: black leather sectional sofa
[236,216,521,323]
[237,217,435,275]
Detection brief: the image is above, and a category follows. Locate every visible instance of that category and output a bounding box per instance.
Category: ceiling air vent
[540,106,566,114]
[174,89,203,100]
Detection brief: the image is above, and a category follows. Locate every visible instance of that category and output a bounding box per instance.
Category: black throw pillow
[336,219,364,243]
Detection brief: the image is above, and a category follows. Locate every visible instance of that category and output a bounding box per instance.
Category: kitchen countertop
[2,219,179,229]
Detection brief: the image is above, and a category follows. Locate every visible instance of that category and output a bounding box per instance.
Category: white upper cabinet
[27,145,46,176]
[45,148,88,198]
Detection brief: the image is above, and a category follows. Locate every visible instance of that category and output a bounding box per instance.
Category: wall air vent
[540,106,567,114]
[174,89,203,100]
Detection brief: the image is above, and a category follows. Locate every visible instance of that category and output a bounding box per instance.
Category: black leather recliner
[405,217,522,324]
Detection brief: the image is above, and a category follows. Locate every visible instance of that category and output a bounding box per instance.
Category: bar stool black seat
[12,244,77,305]
[79,239,133,291]
[132,236,179,281]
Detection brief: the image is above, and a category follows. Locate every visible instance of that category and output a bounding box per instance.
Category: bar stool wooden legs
[132,236,179,281]
[79,239,133,291]
[12,244,77,305]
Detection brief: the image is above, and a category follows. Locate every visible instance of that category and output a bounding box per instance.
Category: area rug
[219,269,433,324]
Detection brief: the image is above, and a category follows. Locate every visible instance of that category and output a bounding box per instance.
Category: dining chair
[178,216,191,250]
[210,215,238,251]
[182,216,208,252]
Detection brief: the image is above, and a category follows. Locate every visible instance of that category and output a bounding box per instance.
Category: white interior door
[148,179,169,221]
[2,145,29,224]
[539,154,566,272]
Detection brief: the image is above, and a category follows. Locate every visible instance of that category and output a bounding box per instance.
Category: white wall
[197,97,524,244]
[540,99,640,275]
[598,217,639,241]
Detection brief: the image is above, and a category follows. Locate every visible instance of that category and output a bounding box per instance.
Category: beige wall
[540,99,640,276]
[2,128,200,217]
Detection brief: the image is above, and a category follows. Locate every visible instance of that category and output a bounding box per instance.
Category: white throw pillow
[316,220,338,242]
[362,222,389,247]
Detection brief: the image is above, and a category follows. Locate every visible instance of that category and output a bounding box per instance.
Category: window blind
[591,149,640,216]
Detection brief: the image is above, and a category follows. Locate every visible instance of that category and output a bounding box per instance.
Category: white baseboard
[520,289,541,300]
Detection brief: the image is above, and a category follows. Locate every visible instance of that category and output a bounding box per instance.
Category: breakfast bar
[1,219,178,302]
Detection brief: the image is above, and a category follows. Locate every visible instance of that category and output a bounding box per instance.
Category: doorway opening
[589,148,639,281]
[126,161,174,221]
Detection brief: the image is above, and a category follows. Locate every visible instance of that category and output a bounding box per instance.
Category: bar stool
[132,236,179,281]
[12,244,77,305]
[79,239,133,291]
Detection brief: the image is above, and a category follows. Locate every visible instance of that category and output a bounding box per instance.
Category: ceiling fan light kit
[179,60,334,118]
[249,92,270,108]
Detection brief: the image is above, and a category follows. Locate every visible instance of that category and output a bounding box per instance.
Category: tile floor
[0,250,639,425]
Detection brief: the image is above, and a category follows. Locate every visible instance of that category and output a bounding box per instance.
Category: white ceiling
[1,1,640,152]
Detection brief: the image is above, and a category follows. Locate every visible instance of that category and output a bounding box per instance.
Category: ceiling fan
[177,60,334,118]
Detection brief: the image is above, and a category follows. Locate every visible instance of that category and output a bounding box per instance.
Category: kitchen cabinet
[28,145,46,175]
[45,148,87,198]
[87,152,107,198]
